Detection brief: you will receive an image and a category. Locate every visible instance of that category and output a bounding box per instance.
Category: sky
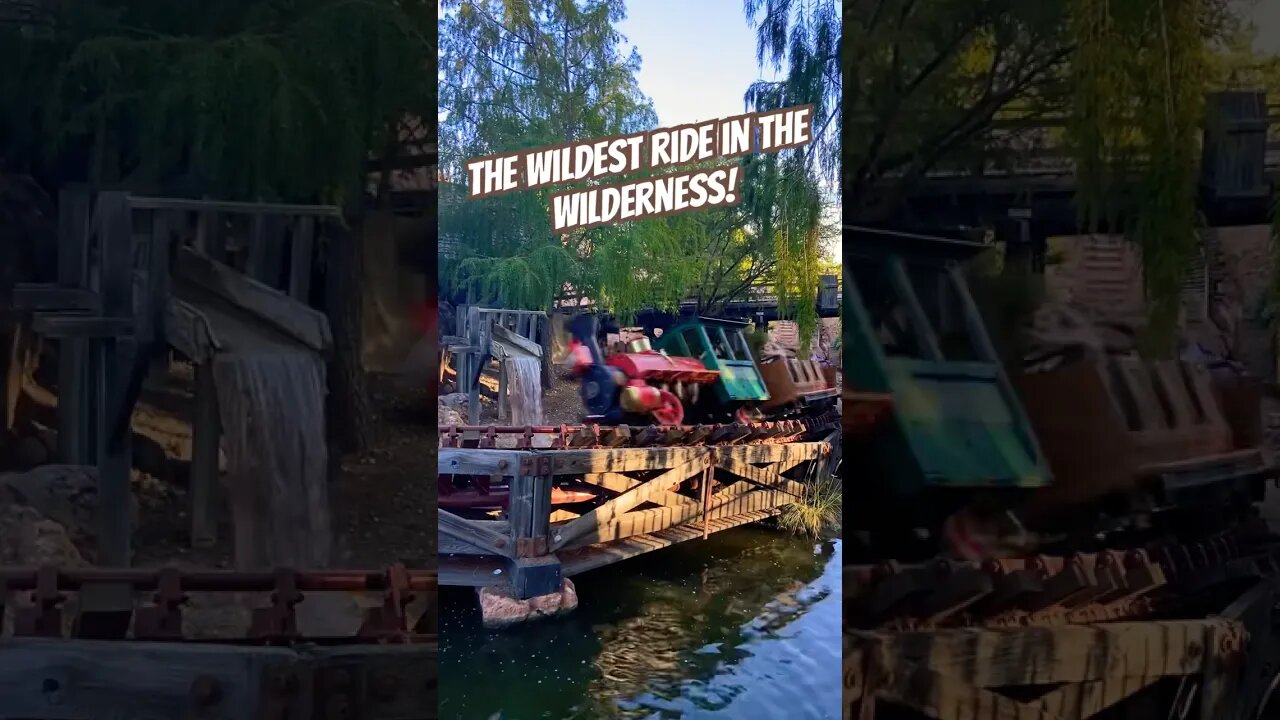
[616,1,842,262]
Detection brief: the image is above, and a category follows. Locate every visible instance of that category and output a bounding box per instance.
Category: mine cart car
[842,226,1051,556]
[756,358,839,416]
[654,317,771,423]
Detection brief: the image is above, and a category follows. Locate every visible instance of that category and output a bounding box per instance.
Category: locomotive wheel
[652,390,684,425]
[734,406,756,424]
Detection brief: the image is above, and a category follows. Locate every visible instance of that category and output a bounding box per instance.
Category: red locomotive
[566,314,719,426]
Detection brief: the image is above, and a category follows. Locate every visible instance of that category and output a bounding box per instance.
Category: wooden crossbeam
[550,455,709,551]
[439,511,514,558]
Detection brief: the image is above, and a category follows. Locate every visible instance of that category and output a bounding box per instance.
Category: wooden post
[508,471,559,599]
[56,188,92,464]
[95,192,134,567]
[540,315,553,390]
[466,305,482,422]
[190,362,221,548]
[289,216,315,301]
[497,359,508,421]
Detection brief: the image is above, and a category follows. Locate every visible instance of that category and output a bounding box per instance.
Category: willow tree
[742,0,839,350]
[438,0,668,316]
[0,0,435,452]
[1065,0,1217,355]
[440,0,813,327]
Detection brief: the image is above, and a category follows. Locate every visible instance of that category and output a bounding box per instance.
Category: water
[439,528,843,720]
[212,351,331,568]
[506,356,544,426]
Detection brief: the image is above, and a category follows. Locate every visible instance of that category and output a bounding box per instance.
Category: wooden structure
[444,306,549,421]
[846,576,1280,719]
[0,639,438,719]
[13,189,337,564]
[439,440,830,600]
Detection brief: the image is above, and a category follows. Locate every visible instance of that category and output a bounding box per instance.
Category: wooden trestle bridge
[438,434,834,600]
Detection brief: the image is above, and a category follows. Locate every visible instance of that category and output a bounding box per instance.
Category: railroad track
[438,412,842,450]
[0,564,436,643]
[846,525,1280,631]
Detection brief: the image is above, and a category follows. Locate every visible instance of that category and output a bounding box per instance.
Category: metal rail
[0,564,436,643]
[437,413,842,450]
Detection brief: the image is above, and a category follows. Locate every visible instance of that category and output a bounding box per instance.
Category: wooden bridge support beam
[439,441,831,612]
[189,362,222,548]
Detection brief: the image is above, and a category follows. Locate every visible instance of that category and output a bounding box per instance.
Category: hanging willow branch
[1066,0,1207,356]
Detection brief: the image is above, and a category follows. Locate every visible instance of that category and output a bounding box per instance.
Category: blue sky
[618,1,841,260]
[615,1,780,127]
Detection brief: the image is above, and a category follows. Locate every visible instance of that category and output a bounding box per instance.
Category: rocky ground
[0,367,436,637]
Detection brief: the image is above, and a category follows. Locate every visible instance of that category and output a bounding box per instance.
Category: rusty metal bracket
[518,454,553,477]
[14,566,64,637]
[249,570,303,642]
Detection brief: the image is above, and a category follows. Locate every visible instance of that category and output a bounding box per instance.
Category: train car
[842,225,1276,560]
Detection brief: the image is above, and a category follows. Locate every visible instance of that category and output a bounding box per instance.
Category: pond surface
[439,527,842,720]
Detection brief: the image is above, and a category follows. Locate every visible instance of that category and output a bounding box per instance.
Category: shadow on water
[439,526,842,720]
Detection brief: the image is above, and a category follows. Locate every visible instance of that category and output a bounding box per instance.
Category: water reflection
[439,527,842,720]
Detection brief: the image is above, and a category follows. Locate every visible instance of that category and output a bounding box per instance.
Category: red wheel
[651,390,684,426]
[735,406,755,425]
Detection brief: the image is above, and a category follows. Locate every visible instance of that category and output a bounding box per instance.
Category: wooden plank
[190,362,221,549]
[0,637,301,717]
[438,449,526,476]
[439,555,509,586]
[11,284,100,312]
[854,620,1215,690]
[173,246,333,353]
[129,196,342,217]
[439,510,513,558]
[289,216,315,301]
[31,314,133,338]
[558,509,779,577]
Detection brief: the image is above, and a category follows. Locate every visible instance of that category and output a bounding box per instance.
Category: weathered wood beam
[439,510,514,558]
[557,509,779,577]
[550,455,707,551]
[10,285,100,313]
[129,196,343,217]
[30,314,132,339]
[174,246,332,354]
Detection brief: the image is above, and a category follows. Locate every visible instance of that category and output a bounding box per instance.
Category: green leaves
[1066,0,1208,356]
[1,0,434,202]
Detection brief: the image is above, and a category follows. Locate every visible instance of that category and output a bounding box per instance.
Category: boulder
[476,578,578,630]
[0,464,138,559]
[0,503,85,566]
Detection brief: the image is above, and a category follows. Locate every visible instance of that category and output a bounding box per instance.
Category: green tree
[440,0,831,341]
[0,0,436,453]
[743,0,840,348]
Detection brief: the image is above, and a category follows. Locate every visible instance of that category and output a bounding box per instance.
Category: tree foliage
[742,0,838,349]
[440,0,834,347]
[0,0,435,204]
[842,0,1074,221]
[1065,0,1216,355]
